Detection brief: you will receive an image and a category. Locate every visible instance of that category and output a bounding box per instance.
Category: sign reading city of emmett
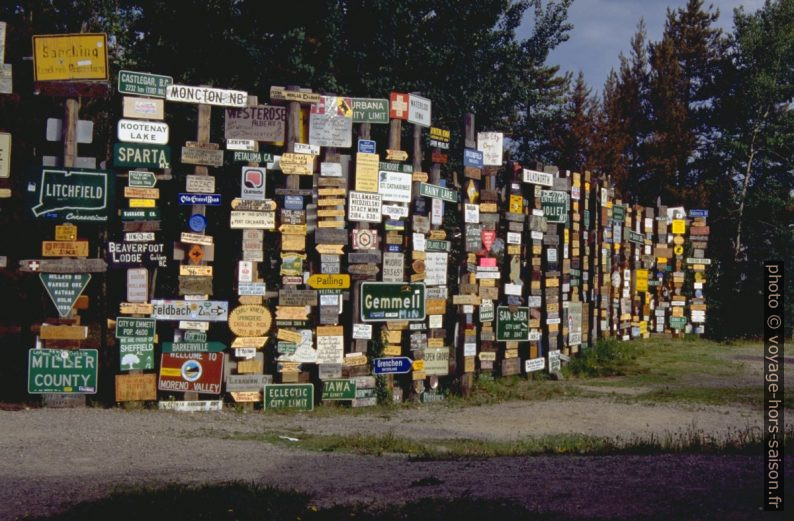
[360,282,426,322]
[32,168,111,221]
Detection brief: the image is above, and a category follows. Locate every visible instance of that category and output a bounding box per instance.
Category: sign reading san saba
[360,282,426,322]
[32,168,110,221]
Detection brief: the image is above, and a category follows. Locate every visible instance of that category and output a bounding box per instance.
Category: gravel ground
[1,400,791,520]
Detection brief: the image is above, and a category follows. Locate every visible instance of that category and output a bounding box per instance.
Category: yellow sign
[42,240,88,257]
[277,328,303,344]
[674,245,684,255]
[307,273,350,289]
[280,153,314,175]
[412,359,425,371]
[54,223,77,241]
[634,269,648,293]
[355,152,379,192]
[231,336,268,349]
[33,33,109,81]
[228,305,272,337]
[672,219,686,235]
[386,149,408,161]
[129,198,155,208]
[509,194,523,214]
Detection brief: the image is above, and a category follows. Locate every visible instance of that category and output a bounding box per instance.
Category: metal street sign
[150,300,229,321]
[166,84,247,107]
[263,383,314,411]
[522,169,554,187]
[118,70,173,98]
[39,273,90,317]
[178,193,221,206]
[373,357,412,375]
[117,119,169,145]
[541,190,568,224]
[419,182,457,203]
[128,170,157,188]
[28,349,98,393]
[360,282,426,322]
[496,306,530,341]
[321,379,357,400]
[463,148,483,168]
[113,143,171,169]
[115,317,155,341]
[32,168,110,220]
[351,98,389,124]
[161,341,226,353]
[407,94,431,127]
[33,33,108,81]
[158,352,223,394]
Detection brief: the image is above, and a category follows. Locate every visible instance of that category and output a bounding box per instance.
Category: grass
[219,423,793,460]
[24,483,555,521]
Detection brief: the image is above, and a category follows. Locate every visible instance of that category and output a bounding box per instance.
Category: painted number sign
[118,70,173,98]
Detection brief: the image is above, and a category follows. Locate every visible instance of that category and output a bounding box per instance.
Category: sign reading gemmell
[360,282,426,322]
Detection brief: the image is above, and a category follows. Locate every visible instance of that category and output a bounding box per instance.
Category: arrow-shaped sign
[373,356,413,375]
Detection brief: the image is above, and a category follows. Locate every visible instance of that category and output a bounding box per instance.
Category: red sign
[389,92,409,120]
[481,230,496,252]
[158,353,223,394]
[431,150,448,164]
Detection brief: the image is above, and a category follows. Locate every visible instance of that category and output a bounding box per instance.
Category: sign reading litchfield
[32,168,110,221]
[360,282,426,322]
[28,349,98,393]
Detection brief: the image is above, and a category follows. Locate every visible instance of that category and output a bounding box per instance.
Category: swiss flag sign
[389,92,409,120]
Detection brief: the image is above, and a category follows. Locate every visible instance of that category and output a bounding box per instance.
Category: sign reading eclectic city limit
[263,383,314,411]
[360,282,426,322]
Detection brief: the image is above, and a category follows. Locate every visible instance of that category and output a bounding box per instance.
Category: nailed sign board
[117,119,169,145]
[28,349,98,393]
[114,143,171,169]
[181,146,224,167]
[382,252,405,282]
[378,171,412,203]
[0,132,10,178]
[522,169,553,186]
[128,170,157,188]
[351,98,389,124]
[477,132,503,166]
[115,373,157,402]
[151,300,228,322]
[263,383,314,411]
[185,175,215,194]
[309,96,353,148]
[32,168,110,220]
[127,267,148,303]
[225,105,286,142]
[118,70,172,98]
[407,94,431,127]
[229,210,275,229]
[166,84,247,107]
[279,153,314,175]
[361,282,426,322]
[40,273,90,317]
[348,191,382,223]
[541,190,569,224]
[419,182,457,203]
[158,352,223,394]
[496,306,530,341]
[33,33,108,81]
[424,347,449,376]
[123,97,165,120]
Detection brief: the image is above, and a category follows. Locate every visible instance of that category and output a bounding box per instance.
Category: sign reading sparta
[360,282,426,322]
[118,70,173,98]
[33,33,108,81]
[28,349,98,393]
[32,168,110,221]
[166,84,247,107]
[113,143,171,169]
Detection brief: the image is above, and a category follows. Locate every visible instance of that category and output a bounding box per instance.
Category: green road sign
[322,379,357,400]
[540,190,568,224]
[128,171,157,188]
[119,339,154,371]
[161,341,227,353]
[496,306,530,341]
[113,143,171,169]
[360,282,426,322]
[426,239,451,252]
[263,383,314,411]
[115,317,155,340]
[32,168,110,220]
[669,316,687,330]
[419,182,457,203]
[612,205,626,222]
[120,208,160,221]
[183,330,207,342]
[627,230,644,245]
[118,70,173,98]
[352,98,389,124]
[40,273,91,317]
[28,349,98,393]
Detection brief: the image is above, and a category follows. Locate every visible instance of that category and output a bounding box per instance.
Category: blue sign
[284,195,303,210]
[384,219,404,231]
[178,193,221,206]
[188,214,207,232]
[385,244,402,253]
[689,209,709,218]
[358,139,376,154]
[463,148,484,168]
[373,357,413,375]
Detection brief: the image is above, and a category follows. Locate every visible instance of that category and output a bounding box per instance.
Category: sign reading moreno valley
[166,84,247,107]
[28,349,98,393]
[360,282,426,322]
[32,168,111,221]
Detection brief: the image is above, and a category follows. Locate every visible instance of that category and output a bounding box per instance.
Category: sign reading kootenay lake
[32,168,111,221]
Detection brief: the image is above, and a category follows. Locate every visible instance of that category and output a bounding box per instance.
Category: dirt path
[2,403,790,520]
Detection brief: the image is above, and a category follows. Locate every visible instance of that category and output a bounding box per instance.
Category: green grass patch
[24,483,552,521]
[563,339,641,377]
[223,425,792,460]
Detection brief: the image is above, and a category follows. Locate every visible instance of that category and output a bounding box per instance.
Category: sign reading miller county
[28,349,98,394]
[360,282,426,322]
[32,168,111,221]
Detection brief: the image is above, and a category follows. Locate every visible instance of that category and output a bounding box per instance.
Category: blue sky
[518,0,766,91]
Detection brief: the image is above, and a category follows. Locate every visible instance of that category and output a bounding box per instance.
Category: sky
[518,0,766,92]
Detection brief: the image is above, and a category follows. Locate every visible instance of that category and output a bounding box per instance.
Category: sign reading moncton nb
[360,282,426,322]
[32,168,110,221]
